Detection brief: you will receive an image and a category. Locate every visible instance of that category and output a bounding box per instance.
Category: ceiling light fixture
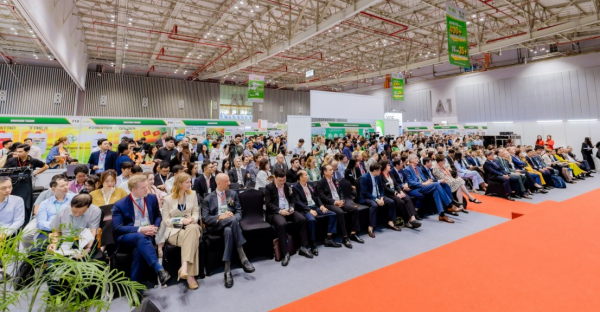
[250,9,253,12]
[479,18,484,21]
[471,14,476,18]
[235,6,238,9]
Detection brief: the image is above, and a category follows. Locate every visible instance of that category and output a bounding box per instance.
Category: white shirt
[165,176,175,194]
[118,180,131,194]
[29,146,42,160]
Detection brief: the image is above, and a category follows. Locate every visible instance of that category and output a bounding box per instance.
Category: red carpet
[273,189,600,312]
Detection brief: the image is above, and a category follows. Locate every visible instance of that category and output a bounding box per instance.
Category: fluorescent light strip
[536,120,562,123]
[567,119,598,122]
[492,121,513,124]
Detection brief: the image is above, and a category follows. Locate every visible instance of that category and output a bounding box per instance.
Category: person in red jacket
[535,135,545,147]
[546,135,555,149]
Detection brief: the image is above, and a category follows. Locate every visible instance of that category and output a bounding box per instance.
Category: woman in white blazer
[160,173,202,289]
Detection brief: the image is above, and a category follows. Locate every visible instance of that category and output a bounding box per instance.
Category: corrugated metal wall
[361,88,432,122]
[84,72,220,118]
[252,88,310,123]
[456,65,600,122]
[0,64,77,115]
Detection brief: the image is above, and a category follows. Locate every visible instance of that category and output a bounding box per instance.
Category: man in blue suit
[391,159,424,216]
[421,157,461,212]
[482,150,517,201]
[88,139,117,175]
[112,175,170,284]
[404,154,460,223]
[358,162,400,238]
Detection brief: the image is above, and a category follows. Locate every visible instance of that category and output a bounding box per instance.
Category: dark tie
[475,158,481,166]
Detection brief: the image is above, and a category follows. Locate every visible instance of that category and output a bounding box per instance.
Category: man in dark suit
[316,164,363,247]
[358,162,400,238]
[112,175,170,284]
[293,170,340,255]
[265,168,313,266]
[496,150,529,198]
[404,154,460,223]
[228,157,249,187]
[202,173,255,288]
[193,162,217,198]
[391,159,424,212]
[483,151,518,201]
[286,157,301,183]
[421,157,458,206]
[88,139,117,175]
[190,137,204,156]
[354,152,367,179]
[271,153,289,173]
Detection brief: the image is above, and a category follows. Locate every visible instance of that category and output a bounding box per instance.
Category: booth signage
[328,123,372,128]
[391,73,404,101]
[407,126,429,130]
[434,126,459,129]
[248,74,265,103]
[463,125,479,129]
[446,1,470,67]
[90,118,167,126]
[182,120,241,126]
[0,117,72,124]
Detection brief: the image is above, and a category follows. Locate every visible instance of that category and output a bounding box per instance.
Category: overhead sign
[446,1,470,67]
[391,73,404,101]
[248,74,265,103]
[306,69,314,78]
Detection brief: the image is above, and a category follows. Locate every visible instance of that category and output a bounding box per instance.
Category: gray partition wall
[456,66,600,122]
[0,64,77,116]
[252,88,310,123]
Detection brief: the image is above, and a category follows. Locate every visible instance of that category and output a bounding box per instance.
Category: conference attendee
[88,139,118,175]
[472,135,483,146]
[432,154,482,206]
[160,173,201,289]
[120,165,144,193]
[379,162,422,229]
[268,136,286,157]
[305,156,320,182]
[153,161,172,192]
[246,153,261,181]
[292,139,307,156]
[142,172,167,206]
[294,170,340,255]
[265,168,313,266]
[519,149,553,189]
[316,164,363,246]
[115,142,132,176]
[580,138,596,172]
[116,161,133,187]
[90,170,128,207]
[228,156,250,187]
[190,137,203,156]
[554,148,585,178]
[23,138,42,160]
[202,173,255,287]
[354,151,367,178]
[112,175,170,284]
[421,157,465,213]
[0,140,12,158]
[404,154,460,222]
[483,151,518,201]
[496,150,530,198]
[272,153,289,173]
[535,135,545,147]
[541,148,575,182]
[330,160,344,180]
[46,193,101,259]
[243,140,257,158]
[286,157,301,183]
[254,159,271,190]
[193,162,217,197]
[37,175,75,242]
[546,135,555,149]
[342,141,353,160]
[155,132,168,148]
[197,144,209,162]
[344,158,360,187]
[153,136,178,166]
[46,137,72,169]
[565,146,593,174]
[508,147,549,191]
[359,162,400,238]
[171,137,197,168]
[526,149,557,181]
[209,141,222,161]
[68,165,89,193]
[165,165,185,194]
[337,154,348,178]
[0,175,25,236]
[3,144,49,176]
[364,152,379,172]
[311,136,326,164]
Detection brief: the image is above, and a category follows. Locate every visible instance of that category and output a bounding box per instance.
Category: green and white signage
[446,1,470,68]
[391,73,404,101]
[248,74,264,103]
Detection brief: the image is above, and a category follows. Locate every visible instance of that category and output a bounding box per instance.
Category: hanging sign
[248,74,265,103]
[446,1,470,67]
[391,73,404,101]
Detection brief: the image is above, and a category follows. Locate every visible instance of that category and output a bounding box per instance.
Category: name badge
[219,205,228,215]
[281,202,289,210]
[141,219,150,227]
[307,198,315,206]
[207,188,211,193]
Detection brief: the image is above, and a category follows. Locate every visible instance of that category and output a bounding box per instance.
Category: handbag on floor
[550,175,566,188]
[273,235,296,261]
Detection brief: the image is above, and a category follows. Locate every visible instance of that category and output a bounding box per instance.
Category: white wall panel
[310,90,384,120]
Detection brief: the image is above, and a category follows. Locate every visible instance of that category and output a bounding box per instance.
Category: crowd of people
[0,130,598,297]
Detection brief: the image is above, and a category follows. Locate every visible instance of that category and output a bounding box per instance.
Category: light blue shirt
[97,151,107,173]
[405,141,413,149]
[0,195,25,236]
[473,139,483,146]
[371,175,379,198]
[337,162,346,177]
[276,185,289,209]
[377,143,385,153]
[37,193,75,232]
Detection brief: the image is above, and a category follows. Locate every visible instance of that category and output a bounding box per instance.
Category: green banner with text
[391,73,404,101]
[446,1,470,68]
[248,74,264,103]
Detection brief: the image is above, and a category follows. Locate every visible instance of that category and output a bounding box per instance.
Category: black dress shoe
[242,260,255,273]
[451,200,463,207]
[281,253,290,266]
[506,196,515,201]
[157,269,171,285]
[407,220,422,229]
[414,214,423,221]
[538,189,548,194]
[324,238,342,248]
[513,194,522,199]
[349,234,364,244]
[224,272,234,288]
[342,238,353,248]
[310,243,319,256]
[298,246,314,259]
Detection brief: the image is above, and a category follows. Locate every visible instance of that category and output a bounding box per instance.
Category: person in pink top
[68,165,89,193]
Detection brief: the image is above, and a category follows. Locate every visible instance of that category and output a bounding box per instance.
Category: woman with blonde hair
[160,173,201,289]
[46,136,72,169]
[305,156,320,182]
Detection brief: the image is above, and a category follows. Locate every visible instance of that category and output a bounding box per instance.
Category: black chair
[230,182,241,190]
[203,232,225,276]
[483,168,508,198]
[239,189,275,259]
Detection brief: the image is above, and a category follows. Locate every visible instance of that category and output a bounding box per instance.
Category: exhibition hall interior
[1,0,600,311]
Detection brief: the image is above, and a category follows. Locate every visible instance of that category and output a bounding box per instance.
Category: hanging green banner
[446,1,470,68]
[248,74,264,103]
[325,128,346,139]
[391,73,404,101]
